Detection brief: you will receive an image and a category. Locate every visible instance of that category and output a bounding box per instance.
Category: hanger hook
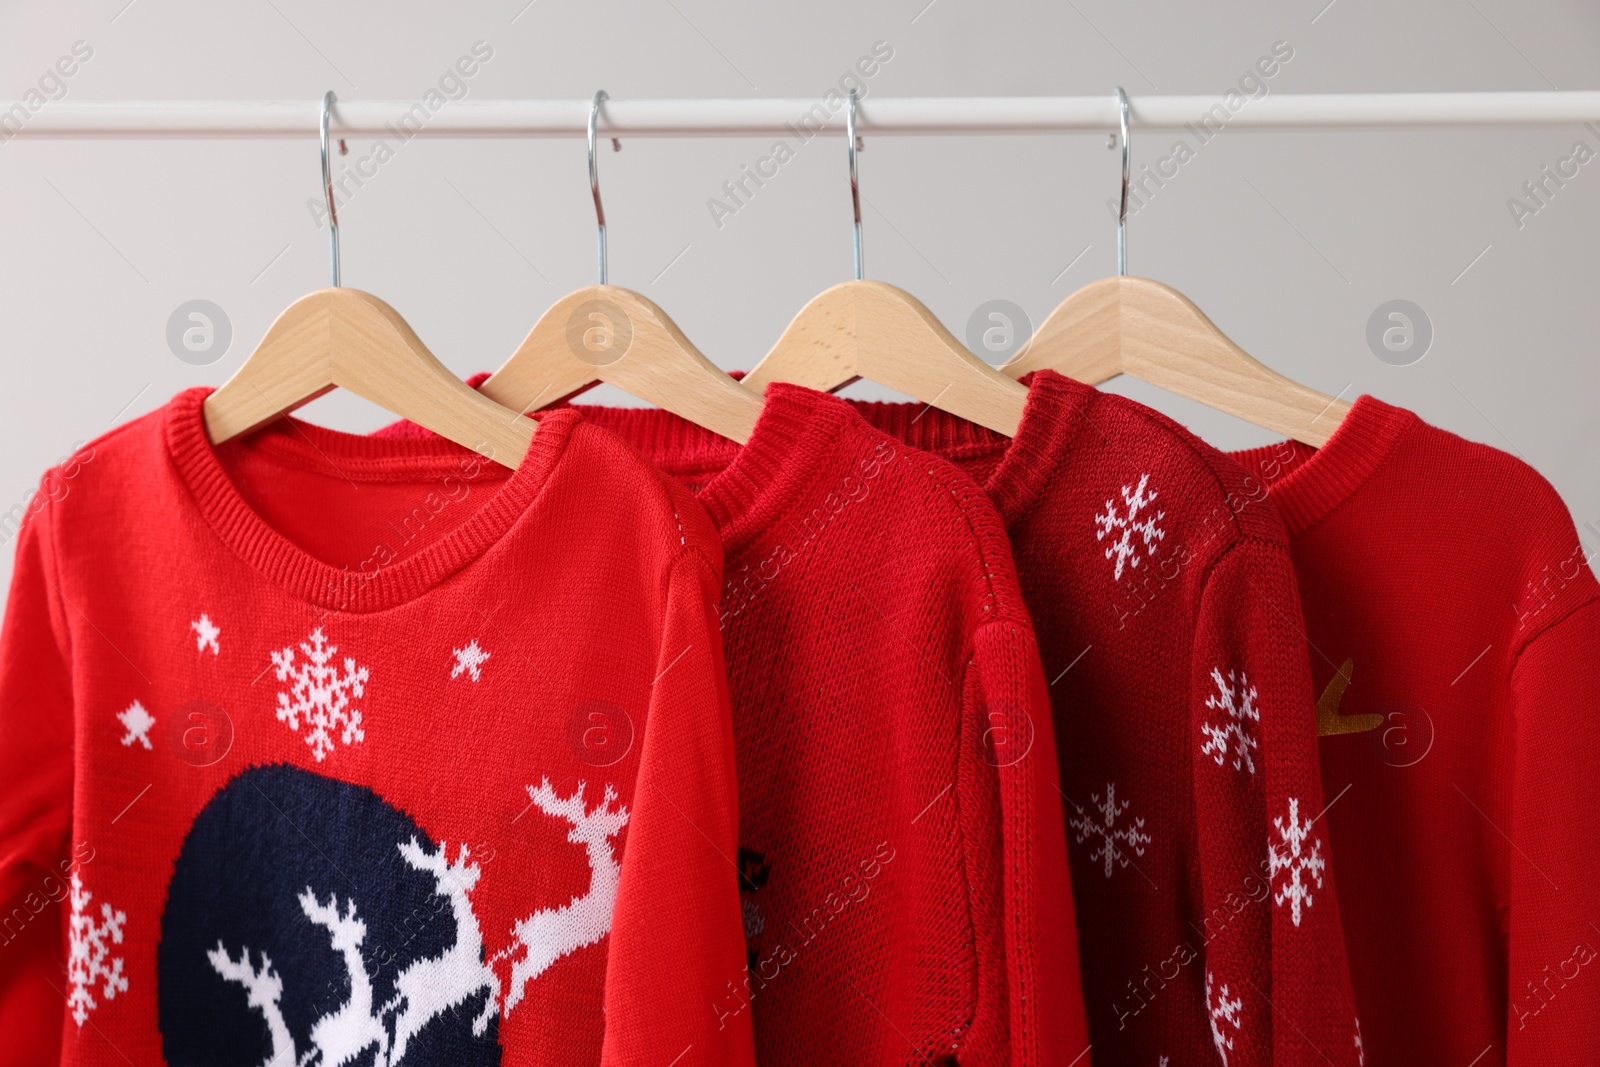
[1115,87,1130,277]
[320,90,340,288]
[847,88,863,281]
[589,90,609,286]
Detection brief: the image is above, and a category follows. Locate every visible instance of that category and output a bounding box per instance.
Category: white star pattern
[190,614,221,655]
[117,700,155,750]
[1268,797,1327,927]
[451,640,491,682]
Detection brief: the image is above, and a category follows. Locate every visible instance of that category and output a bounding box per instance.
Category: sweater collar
[1229,394,1417,536]
[165,387,579,613]
[574,383,858,559]
[848,369,1097,526]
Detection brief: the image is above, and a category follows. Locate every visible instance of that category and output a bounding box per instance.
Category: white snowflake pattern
[1268,797,1327,927]
[1354,1017,1365,1066]
[1206,970,1243,1067]
[67,874,127,1027]
[190,613,221,655]
[1200,667,1260,776]
[1093,473,1166,581]
[1066,782,1151,879]
[116,700,155,750]
[450,639,491,683]
[271,627,369,761]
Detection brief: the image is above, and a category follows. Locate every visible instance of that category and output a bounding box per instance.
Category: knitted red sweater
[1232,397,1600,1067]
[0,389,754,1067]
[850,371,1361,1067]
[381,382,1090,1065]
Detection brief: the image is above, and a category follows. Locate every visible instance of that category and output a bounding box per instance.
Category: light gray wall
[2,0,1596,601]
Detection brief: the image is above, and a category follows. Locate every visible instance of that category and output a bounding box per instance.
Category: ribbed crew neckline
[165,387,579,613]
[848,369,1097,527]
[1230,395,1416,536]
[573,383,859,558]
[380,371,1091,545]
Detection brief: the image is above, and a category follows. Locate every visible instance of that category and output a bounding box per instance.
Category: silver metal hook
[1115,87,1130,277]
[847,88,863,281]
[589,90,610,285]
[320,90,340,287]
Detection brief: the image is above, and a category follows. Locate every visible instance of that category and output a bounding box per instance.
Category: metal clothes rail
[7,93,1600,139]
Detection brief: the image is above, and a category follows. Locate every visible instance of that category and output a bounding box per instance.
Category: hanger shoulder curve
[1002,276,1124,384]
[741,281,862,395]
[1004,276,1351,447]
[745,279,1027,436]
[204,287,535,466]
[481,284,761,444]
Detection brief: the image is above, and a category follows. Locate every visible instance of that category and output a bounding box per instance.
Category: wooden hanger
[205,93,533,467]
[740,90,1027,437]
[1002,89,1351,448]
[1003,275,1351,445]
[480,91,762,444]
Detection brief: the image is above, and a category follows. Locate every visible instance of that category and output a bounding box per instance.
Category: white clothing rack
[7,93,1600,139]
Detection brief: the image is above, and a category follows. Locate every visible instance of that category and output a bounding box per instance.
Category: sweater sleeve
[600,548,755,1067]
[0,496,75,1064]
[1506,594,1600,1063]
[969,619,1091,1066]
[1192,539,1361,1067]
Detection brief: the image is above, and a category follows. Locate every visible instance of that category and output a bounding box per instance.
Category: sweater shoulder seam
[914,455,1034,629]
[34,472,75,690]
[602,421,722,571]
[1509,589,1600,669]
[1084,394,1292,566]
[1185,518,1290,602]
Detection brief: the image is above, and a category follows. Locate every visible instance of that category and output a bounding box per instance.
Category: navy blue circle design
[158,764,500,1066]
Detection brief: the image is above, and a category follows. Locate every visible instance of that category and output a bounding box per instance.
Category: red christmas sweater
[379,381,1090,1066]
[1231,396,1600,1067]
[849,371,1361,1067]
[0,388,754,1067]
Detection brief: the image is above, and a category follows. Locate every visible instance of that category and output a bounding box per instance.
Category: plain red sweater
[850,371,1362,1067]
[0,388,754,1067]
[381,382,1091,1065]
[1232,397,1600,1067]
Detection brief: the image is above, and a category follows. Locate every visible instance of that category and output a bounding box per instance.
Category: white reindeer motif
[296,890,389,1067]
[207,943,297,1067]
[383,839,500,1061]
[494,779,629,1014]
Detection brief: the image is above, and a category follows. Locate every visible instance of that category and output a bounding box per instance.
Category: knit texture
[850,370,1362,1067]
[378,381,1091,1066]
[0,388,753,1067]
[1233,396,1600,1067]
